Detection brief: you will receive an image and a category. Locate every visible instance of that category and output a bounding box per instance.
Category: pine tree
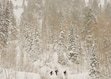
[0,0,11,68]
[29,30,41,62]
[68,25,81,64]
[89,53,99,79]
[68,27,74,51]
[19,0,43,71]
[8,1,17,41]
[57,30,67,65]
[82,7,97,34]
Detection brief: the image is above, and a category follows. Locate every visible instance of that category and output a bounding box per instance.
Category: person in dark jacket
[50,71,53,75]
[64,70,67,75]
[55,69,58,75]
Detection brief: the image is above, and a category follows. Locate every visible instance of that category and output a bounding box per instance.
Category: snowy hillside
[0,0,111,79]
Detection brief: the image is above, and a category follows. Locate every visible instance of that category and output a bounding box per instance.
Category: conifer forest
[0,0,111,79]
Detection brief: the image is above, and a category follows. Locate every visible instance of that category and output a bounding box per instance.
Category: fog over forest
[0,0,111,79]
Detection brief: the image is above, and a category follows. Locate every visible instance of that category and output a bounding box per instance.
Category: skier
[50,71,53,76]
[64,70,67,75]
[55,69,58,75]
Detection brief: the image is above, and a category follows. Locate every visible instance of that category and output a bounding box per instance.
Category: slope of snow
[0,68,40,79]
[16,71,40,79]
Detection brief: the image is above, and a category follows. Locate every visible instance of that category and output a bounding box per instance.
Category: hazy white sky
[11,0,23,6]
[85,0,105,7]
[11,0,106,24]
[100,0,105,7]
[11,0,106,8]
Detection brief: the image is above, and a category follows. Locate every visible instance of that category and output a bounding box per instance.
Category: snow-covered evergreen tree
[0,0,16,69]
[68,25,81,65]
[57,30,68,65]
[89,53,99,79]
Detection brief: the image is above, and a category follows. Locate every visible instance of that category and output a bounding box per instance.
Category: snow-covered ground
[0,68,40,79]
[0,68,90,79]
[15,71,40,79]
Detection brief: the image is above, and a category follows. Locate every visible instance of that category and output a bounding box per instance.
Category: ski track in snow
[0,68,90,79]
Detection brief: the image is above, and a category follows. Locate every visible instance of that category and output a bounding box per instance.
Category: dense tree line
[0,0,111,79]
[0,0,16,69]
